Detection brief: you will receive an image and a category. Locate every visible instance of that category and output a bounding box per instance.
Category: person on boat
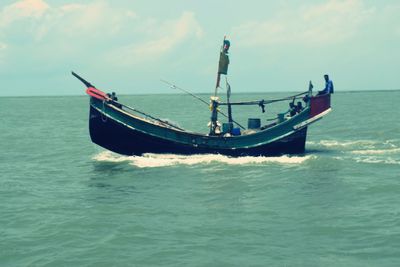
[318,74,334,95]
[111,92,118,101]
[106,92,122,108]
[288,102,297,116]
[296,101,303,113]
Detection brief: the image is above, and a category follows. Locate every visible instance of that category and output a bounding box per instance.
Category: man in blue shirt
[318,74,334,95]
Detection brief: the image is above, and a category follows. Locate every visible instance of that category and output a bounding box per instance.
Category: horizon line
[0,88,399,98]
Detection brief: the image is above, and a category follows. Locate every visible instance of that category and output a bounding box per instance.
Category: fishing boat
[73,38,332,157]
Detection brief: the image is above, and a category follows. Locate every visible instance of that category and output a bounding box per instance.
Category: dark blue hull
[89,105,308,156]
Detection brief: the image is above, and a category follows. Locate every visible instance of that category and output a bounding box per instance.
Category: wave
[310,140,377,148]
[308,139,400,153]
[334,155,400,165]
[354,157,400,165]
[351,148,400,155]
[93,151,314,168]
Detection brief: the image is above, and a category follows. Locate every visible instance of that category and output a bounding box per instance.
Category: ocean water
[1,90,399,266]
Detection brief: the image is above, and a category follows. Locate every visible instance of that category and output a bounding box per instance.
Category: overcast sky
[1,0,399,96]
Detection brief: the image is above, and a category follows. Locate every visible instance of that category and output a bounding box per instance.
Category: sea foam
[317,140,377,148]
[354,156,400,165]
[93,151,313,168]
[351,148,400,155]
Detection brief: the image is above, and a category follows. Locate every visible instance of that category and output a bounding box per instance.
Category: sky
[0,0,400,96]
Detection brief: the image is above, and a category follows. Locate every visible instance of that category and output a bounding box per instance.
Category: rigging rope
[219,91,308,106]
[103,100,185,131]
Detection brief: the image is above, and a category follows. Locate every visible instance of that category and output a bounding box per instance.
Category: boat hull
[89,105,308,156]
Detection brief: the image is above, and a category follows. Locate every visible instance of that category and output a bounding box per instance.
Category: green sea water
[1,91,399,266]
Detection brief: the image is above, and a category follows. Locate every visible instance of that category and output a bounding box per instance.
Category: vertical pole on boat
[214,74,221,97]
[209,97,219,135]
[226,77,233,123]
[307,80,314,107]
[210,36,230,135]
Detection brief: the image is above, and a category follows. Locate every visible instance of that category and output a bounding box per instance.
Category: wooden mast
[210,36,231,135]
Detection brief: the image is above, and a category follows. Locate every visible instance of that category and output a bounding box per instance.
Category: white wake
[93,151,313,168]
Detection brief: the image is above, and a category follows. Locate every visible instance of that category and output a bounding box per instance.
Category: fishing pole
[160,79,209,106]
[160,79,245,130]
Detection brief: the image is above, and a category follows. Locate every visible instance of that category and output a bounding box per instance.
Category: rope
[219,91,308,106]
[117,102,185,131]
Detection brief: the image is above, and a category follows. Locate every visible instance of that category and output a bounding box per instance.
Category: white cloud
[56,2,124,37]
[131,12,203,58]
[0,0,49,27]
[0,0,203,67]
[106,11,204,65]
[232,0,374,47]
[37,1,135,41]
[0,0,137,41]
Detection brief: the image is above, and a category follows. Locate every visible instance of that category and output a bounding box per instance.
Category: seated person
[106,92,122,108]
[288,102,297,116]
[295,101,303,113]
